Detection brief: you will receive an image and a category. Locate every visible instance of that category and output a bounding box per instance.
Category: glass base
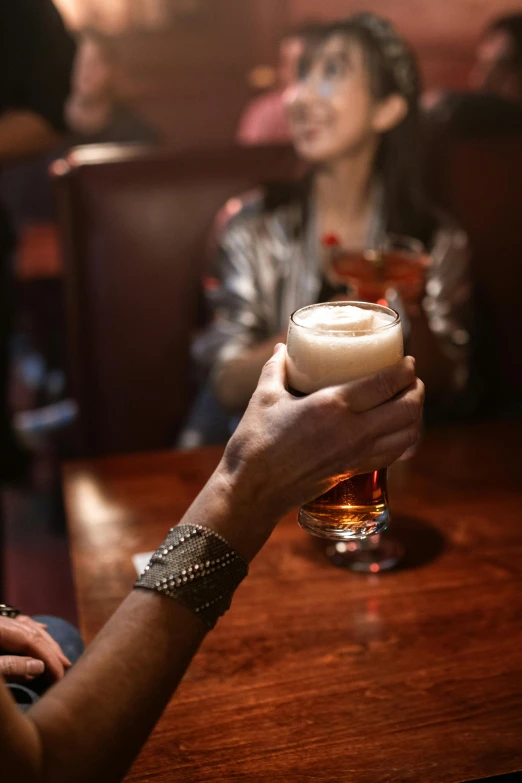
[298,506,390,541]
[324,534,404,572]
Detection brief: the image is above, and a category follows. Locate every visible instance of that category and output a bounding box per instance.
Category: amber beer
[286,301,403,540]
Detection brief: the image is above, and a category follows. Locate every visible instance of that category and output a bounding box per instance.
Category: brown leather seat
[52,143,298,456]
[429,135,522,411]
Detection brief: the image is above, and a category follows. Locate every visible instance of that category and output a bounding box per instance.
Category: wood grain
[63,420,522,783]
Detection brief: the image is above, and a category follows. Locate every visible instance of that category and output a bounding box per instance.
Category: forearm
[0,349,425,782]
[0,111,60,163]
[214,335,285,412]
[2,469,276,783]
[26,592,205,783]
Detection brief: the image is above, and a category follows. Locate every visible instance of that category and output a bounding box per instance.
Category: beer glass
[286,301,403,541]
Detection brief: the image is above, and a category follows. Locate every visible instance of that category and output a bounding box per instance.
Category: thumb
[258,343,287,392]
[0,656,45,682]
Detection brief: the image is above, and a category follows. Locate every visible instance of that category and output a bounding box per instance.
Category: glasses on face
[294,40,361,101]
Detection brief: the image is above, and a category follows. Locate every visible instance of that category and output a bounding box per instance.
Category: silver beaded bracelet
[134,524,249,629]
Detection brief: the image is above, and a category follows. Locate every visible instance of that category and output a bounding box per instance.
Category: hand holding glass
[329,234,429,304]
[286,301,404,541]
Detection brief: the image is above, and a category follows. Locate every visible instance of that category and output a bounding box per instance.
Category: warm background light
[53,0,169,32]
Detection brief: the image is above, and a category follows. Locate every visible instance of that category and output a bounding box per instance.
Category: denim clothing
[2,615,84,712]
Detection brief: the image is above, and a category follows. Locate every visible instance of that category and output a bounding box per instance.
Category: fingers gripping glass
[286,301,403,541]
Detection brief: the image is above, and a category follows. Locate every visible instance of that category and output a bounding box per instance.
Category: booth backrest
[52,144,298,455]
[430,135,522,409]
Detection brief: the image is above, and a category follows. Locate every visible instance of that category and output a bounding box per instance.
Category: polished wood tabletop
[63,420,522,783]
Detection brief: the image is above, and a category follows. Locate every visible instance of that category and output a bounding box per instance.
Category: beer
[286,301,403,540]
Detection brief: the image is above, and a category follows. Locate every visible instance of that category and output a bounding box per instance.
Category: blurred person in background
[471,14,522,105]
[65,29,157,146]
[1,28,157,227]
[424,14,522,137]
[0,27,158,454]
[237,23,320,146]
[180,14,471,448]
[0,0,75,479]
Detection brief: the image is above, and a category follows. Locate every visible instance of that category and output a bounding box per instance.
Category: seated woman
[180,13,470,447]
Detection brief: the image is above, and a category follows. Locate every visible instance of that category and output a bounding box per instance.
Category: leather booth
[53,135,522,459]
[429,134,522,411]
[52,144,298,456]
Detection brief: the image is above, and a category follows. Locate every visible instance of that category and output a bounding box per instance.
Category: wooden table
[63,420,522,783]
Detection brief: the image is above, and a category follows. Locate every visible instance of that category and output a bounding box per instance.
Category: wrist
[183,459,282,564]
[135,523,248,629]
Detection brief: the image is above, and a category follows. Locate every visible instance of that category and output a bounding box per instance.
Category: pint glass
[286,301,403,540]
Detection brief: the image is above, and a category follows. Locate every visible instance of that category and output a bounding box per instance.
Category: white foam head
[286,303,403,394]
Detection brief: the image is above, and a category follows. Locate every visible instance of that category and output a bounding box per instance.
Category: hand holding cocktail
[324,234,430,308]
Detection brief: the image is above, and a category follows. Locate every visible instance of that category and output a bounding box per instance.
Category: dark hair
[279,14,437,246]
[487,14,522,64]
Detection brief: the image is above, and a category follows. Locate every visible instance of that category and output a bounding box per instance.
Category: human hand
[221,345,424,520]
[0,615,71,683]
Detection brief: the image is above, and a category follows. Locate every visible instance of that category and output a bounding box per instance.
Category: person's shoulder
[431,212,468,247]
[237,90,288,144]
[218,187,302,242]
[214,190,264,241]
[429,213,469,267]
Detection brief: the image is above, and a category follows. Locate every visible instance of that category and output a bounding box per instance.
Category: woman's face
[286,35,382,163]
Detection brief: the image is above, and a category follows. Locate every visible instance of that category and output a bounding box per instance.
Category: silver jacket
[195,195,471,394]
